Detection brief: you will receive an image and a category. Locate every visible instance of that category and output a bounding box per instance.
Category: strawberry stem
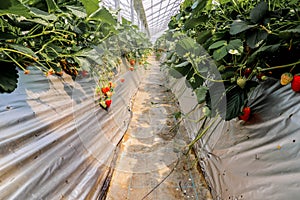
[186,114,219,153]
[261,60,300,71]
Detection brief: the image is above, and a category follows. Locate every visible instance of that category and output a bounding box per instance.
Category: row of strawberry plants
[157,0,299,123]
[0,0,152,96]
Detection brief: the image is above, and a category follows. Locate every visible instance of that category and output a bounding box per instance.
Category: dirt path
[105,56,212,200]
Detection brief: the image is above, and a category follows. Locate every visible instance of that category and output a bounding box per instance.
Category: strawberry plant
[156,0,300,147]
[95,81,116,110]
[159,0,300,122]
[0,0,152,94]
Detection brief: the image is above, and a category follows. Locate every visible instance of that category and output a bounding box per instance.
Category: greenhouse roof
[101,0,183,41]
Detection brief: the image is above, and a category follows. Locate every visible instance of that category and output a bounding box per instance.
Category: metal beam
[147,2,180,26]
[133,0,150,36]
[131,0,135,24]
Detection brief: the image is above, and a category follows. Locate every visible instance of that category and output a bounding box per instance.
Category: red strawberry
[291,75,300,92]
[129,59,135,66]
[105,99,112,108]
[244,68,252,78]
[238,107,251,121]
[101,87,110,94]
[120,78,125,83]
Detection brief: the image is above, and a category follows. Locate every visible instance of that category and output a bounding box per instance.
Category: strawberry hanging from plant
[105,99,112,108]
[280,72,293,86]
[291,74,300,92]
[96,81,116,110]
[129,59,135,66]
[238,106,251,122]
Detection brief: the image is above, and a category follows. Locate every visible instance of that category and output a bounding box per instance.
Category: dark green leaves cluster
[161,0,300,121]
[0,0,151,93]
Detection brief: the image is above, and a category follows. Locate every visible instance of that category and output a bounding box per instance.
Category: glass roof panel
[102,0,183,41]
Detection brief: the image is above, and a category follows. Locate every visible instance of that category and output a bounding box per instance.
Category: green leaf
[122,17,132,25]
[66,5,87,18]
[76,48,104,65]
[246,29,268,48]
[175,37,200,57]
[226,39,244,54]
[45,0,59,13]
[195,86,208,104]
[0,32,17,40]
[281,26,300,33]
[0,62,19,93]
[89,7,117,26]
[26,18,48,26]
[79,0,99,16]
[224,86,246,121]
[279,26,300,39]
[208,40,227,50]
[8,44,37,58]
[30,7,57,21]
[196,30,212,44]
[247,44,280,63]
[184,15,208,30]
[172,62,192,76]
[230,20,256,35]
[191,0,208,15]
[173,111,182,120]
[250,1,268,23]
[212,45,227,61]
[0,0,30,17]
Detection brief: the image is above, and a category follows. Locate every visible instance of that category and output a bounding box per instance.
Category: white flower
[228,49,240,55]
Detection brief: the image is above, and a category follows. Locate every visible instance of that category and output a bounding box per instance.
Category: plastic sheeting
[0,63,144,199]
[166,70,300,200]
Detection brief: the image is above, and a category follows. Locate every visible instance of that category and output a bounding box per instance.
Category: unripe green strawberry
[237,77,247,89]
[291,74,300,92]
[202,106,211,117]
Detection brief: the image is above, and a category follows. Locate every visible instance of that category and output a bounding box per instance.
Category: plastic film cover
[166,71,300,200]
[0,64,143,199]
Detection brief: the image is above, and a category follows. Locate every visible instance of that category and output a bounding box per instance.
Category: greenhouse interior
[0,0,300,199]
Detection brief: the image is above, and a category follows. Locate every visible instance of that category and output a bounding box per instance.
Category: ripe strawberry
[101,87,110,94]
[256,73,265,81]
[238,107,251,121]
[129,59,135,66]
[291,74,300,92]
[105,99,112,108]
[244,68,252,78]
[120,78,125,83]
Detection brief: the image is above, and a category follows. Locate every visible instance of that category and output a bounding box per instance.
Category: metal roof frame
[102,0,183,41]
